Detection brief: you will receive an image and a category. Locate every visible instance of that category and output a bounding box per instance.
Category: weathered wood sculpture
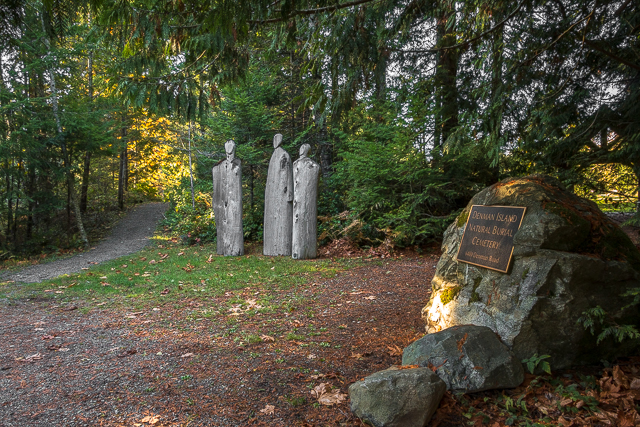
[263,133,294,256]
[212,140,243,256]
[292,144,320,260]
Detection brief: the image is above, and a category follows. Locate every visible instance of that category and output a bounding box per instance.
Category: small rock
[402,325,524,393]
[349,366,446,427]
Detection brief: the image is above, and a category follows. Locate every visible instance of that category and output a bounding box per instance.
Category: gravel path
[0,256,434,426]
[1,202,169,284]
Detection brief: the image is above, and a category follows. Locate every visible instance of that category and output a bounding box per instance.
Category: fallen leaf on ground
[350,351,372,359]
[393,364,419,370]
[117,349,137,357]
[181,353,194,358]
[245,299,262,310]
[228,305,244,315]
[560,398,573,407]
[387,345,403,356]
[311,383,327,398]
[260,335,275,342]
[140,415,160,424]
[311,383,347,406]
[18,353,43,362]
[160,288,170,295]
[259,404,275,415]
[364,295,376,300]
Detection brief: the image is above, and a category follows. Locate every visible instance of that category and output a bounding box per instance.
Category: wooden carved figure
[263,133,294,256]
[292,144,320,260]
[212,140,243,256]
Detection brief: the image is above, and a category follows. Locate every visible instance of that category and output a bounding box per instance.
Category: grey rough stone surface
[292,144,320,260]
[212,140,243,256]
[263,134,293,256]
[422,175,640,369]
[402,325,524,392]
[349,367,446,427]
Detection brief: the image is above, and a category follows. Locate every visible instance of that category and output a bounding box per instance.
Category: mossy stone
[440,286,460,305]
[457,210,470,228]
[422,174,640,370]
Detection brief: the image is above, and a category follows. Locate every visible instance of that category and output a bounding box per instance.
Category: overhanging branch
[249,0,380,25]
[390,0,526,54]
[584,40,640,71]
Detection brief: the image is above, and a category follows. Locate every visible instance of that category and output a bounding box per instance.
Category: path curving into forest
[0,202,169,284]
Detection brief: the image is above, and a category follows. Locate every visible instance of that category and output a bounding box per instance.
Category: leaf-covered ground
[1,238,639,426]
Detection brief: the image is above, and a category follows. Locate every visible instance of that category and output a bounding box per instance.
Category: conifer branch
[249,0,380,24]
[583,40,640,71]
[390,0,526,54]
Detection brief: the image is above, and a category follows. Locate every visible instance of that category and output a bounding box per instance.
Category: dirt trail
[1,202,169,284]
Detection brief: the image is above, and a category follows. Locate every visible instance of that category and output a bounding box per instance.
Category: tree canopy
[1,0,638,255]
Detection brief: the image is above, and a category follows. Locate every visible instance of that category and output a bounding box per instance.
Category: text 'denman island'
[456,205,526,273]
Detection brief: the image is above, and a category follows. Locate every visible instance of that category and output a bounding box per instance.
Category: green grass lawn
[0,237,368,312]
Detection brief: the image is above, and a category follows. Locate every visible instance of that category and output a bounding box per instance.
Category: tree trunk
[80,151,91,213]
[487,5,505,184]
[40,11,89,247]
[633,163,640,216]
[67,177,72,232]
[0,52,9,248]
[437,8,459,149]
[118,111,127,210]
[13,171,20,244]
[81,40,93,213]
[6,163,13,245]
[26,164,35,240]
[118,149,126,210]
[249,164,254,210]
[188,121,195,209]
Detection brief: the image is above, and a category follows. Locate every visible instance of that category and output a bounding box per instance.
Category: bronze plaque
[456,205,526,273]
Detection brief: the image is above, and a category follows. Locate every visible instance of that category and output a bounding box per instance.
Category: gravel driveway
[1,202,169,284]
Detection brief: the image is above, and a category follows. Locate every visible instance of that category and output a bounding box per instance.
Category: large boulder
[349,367,446,427]
[402,325,524,392]
[422,175,640,369]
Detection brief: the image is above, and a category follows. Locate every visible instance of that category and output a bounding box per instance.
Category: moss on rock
[440,286,461,305]
[457,210,470,228]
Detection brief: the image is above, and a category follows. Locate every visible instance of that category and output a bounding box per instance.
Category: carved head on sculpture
[225,140,236,162]
[299,143,311,158]
[273,133,283,149]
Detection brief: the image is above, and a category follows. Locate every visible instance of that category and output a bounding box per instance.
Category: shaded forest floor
[0,211,638,426]
[1,244,639,426]
[0,248,437,426]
